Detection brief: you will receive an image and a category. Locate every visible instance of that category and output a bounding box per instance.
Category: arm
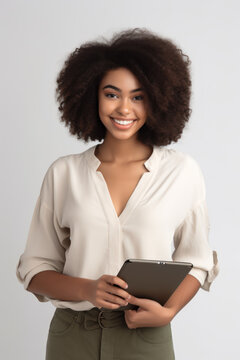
[124,274,201,328]
[164,274,201,316]
[27,270,131,309]
[27,270,92,302]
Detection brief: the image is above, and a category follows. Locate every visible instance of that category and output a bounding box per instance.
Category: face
[98,67,148,141]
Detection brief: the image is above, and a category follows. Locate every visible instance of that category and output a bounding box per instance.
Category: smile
[110,117,136,130]
[111,117,135,124]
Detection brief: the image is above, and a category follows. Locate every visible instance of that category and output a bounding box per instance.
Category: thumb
[128,295,148,309]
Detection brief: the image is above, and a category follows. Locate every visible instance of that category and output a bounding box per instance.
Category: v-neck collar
[85,144,164,224]
[86,144,160,172]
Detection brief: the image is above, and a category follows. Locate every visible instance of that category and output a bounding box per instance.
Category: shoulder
[38,150,89,199]
[158,147,206,200]
[40,149,89,187]
[45,150,88,174]
[160,147,204,176]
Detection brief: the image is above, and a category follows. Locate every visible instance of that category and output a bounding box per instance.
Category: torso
[96,161,149,217]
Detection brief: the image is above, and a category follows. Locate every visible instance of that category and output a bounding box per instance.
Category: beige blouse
[16,144,219,311]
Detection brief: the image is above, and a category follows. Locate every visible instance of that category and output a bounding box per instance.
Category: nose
[116,98,131,115]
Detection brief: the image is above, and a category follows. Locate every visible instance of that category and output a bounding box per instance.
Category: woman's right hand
[86,274,131,310]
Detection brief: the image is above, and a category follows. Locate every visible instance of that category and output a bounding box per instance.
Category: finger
[104,291,129,306]
[105,275,128,290]
[105,283,130,301]
[99,300,121,310]
[127,295,149,309]
[124,310,140,329]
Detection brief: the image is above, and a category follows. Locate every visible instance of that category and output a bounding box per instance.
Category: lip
[110,117,136,121]
[110,117,136,130]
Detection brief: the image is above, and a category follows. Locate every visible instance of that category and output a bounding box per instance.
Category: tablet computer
[101,258,193,311]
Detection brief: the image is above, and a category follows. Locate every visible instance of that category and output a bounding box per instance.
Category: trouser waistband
[58,307,126,330]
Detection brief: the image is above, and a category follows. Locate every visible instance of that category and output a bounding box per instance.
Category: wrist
[75,277,94,302]
[163,305,178,321]
[79,278,94,302]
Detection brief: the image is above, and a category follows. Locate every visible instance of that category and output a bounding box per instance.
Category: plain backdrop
[1,0,239,359]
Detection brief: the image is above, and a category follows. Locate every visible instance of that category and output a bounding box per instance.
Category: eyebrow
[102,85,144,93]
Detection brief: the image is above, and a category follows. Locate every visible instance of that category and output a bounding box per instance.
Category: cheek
[136,104,148,119]
[99,98,114,116]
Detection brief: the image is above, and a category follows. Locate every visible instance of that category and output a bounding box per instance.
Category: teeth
[112,118,134,125]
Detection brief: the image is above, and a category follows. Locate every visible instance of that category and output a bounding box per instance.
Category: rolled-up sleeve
[16,163,69,302]
[172,198,219,291]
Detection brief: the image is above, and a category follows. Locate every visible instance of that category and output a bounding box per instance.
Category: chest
[96,162,149,217]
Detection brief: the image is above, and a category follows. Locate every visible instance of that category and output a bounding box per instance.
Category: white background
[1,0,239,359]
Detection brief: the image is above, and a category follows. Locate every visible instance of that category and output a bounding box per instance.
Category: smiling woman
[16,27,219,360]
[98,67,148,141]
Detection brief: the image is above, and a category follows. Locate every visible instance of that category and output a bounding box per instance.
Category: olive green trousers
[45,307,175,360]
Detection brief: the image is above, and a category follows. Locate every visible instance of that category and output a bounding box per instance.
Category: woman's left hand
[124,295,175,329]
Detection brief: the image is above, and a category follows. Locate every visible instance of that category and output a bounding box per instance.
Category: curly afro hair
[56,27,192,146]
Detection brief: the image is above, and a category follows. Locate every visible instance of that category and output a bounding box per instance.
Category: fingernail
[125,284,128,289]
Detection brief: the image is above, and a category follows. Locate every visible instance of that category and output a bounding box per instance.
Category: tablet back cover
[102,259,192,311]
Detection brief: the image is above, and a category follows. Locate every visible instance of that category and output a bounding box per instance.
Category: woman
[16,28,219,359]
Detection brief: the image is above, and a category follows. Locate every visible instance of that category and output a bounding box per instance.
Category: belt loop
[75,311,84,324]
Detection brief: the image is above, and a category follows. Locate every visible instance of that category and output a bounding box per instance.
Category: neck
[95,135,153,165]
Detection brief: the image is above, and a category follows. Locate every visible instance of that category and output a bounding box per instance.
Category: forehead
[99,67,142,89]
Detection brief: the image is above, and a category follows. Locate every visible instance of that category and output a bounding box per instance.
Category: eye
[104,93,118,99]
[104,93,144,101]
[133,95,144,101]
